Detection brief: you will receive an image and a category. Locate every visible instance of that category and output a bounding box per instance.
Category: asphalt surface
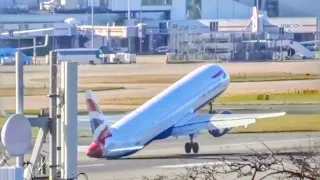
[75,132,320,180]
[4,132,318,180]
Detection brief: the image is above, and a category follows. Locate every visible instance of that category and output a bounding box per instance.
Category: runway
[3,132,319,180]
[77,132,320,180]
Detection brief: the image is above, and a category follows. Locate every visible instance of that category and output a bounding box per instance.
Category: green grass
[3,92,318,116]
[101,97,149,105]
[4,109,45,115]
[2,108,129,116]
[0,117,39,137]
[231,115,320,133]
[215,92,320,105]
[99,92,320,106]
[30,73,320,84]
[1,115,319,139]
[230,73,320,82]
[0,86,125,97]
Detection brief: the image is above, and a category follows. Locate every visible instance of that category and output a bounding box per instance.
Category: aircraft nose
[87,142,103,158]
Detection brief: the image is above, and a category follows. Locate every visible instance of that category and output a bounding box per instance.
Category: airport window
[159,22,168,33]
[210,22,218,32]
[186,0,202,19]
[142,0,172,6]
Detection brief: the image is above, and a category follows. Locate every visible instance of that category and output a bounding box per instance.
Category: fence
[167,31,297,62]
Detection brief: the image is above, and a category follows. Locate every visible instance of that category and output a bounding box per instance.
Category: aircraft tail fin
[86,90,103,115]
[85,90,105,134]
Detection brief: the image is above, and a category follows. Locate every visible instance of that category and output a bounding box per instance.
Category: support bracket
[24,117,50,180]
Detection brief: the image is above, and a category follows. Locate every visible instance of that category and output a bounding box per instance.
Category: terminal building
[0,0,319,59]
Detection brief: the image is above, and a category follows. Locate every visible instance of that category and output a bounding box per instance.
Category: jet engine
[208,110,232,137]
[287,48,296,58]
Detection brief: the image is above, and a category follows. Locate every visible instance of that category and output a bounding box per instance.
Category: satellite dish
[1,114,32,156]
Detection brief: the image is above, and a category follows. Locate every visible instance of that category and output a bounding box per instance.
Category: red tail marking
[87,99,98,112]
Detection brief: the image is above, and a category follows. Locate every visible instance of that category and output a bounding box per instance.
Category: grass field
[0,115,319,138]
[231,114,320,133]
[3,108,127,115]
[215,92,320,105]
[99,92,320,106]
[0,86,125,97]
[30,73,320,84]
[2,92,318,115]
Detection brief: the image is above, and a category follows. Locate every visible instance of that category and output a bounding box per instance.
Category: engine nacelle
[287,48,296,57]
[208,110,232,137]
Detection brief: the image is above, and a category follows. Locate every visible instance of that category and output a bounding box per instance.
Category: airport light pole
[91,0,94,49]
[127,0,131,53]
[139,1,142,53]
[216,0,219,19]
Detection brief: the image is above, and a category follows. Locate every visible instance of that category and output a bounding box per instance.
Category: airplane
[84,64,286,159]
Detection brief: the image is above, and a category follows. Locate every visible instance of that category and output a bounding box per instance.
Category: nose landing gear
[185,134,199,154]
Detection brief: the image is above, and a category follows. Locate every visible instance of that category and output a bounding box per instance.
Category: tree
[142,138,320,180]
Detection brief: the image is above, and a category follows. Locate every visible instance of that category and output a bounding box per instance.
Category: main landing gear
[209,102,216,114]
[185,134,199,154]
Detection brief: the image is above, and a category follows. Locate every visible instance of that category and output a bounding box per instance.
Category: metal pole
[216,0,219,19]
[60,62,66,179]
[64,62,78,179]
[128,0,130,20]
[139,1,142,53]
[232,0,234,19]
[53,23,56,50]
[49,50,58,180]
[106,23,109,48]
[91,0,94,48]
[56,86,61,174]
[256,0,260,33]
[18,24,21,49]
[15,51,24,167]
[280,34,283,61]
[128,0,131,53]
[215,33,217,61]
[33,37,36,65]
[139,37,142,53]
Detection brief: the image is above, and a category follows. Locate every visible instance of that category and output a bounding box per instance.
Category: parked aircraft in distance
[84,64,286,159]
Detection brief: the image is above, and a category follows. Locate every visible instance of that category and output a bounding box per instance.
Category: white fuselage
[101,64,230,158]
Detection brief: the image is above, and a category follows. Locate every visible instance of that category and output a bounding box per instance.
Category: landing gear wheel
[192,142,199,153]
[185,143,192,153]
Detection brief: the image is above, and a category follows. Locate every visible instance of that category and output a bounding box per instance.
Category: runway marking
[202,138,320,148]
[78,164,105,168]
[155,161,228,169]
[143,138,320,153]
[78,146,89,152]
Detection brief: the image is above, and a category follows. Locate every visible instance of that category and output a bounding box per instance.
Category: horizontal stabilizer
[109,146,144,153]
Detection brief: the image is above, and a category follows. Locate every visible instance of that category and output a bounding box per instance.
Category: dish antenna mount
[1,114,32,156]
